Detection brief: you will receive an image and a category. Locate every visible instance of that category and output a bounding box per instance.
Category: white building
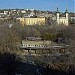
[21,10,26,14]
[56,6,69,26]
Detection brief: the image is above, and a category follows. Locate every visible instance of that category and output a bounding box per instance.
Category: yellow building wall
[19,18,45,26]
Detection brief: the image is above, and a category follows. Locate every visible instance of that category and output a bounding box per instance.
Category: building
[56,5,69,26]
[18,17,45,26]
[21,40,51,48]
[17,10,46,26]
[20,40,69,55]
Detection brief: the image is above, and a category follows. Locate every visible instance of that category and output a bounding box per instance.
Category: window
[28,44,30,46]
[35,45,38,47]
[26,44,27,47]
[22,44,24,46]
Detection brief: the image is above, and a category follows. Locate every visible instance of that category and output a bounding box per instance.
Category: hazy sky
[0,0,74,12]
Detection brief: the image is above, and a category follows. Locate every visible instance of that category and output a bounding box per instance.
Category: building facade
[17,10,46,26]
[56,6,69,26]
[20,40,69,56]
[18,17,45,26]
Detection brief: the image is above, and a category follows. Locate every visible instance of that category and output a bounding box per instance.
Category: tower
[56,5,60,24]
[65,5,68,18]
[65,5,69,26]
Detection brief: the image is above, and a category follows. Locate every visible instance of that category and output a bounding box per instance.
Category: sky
[0,0,75,12]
